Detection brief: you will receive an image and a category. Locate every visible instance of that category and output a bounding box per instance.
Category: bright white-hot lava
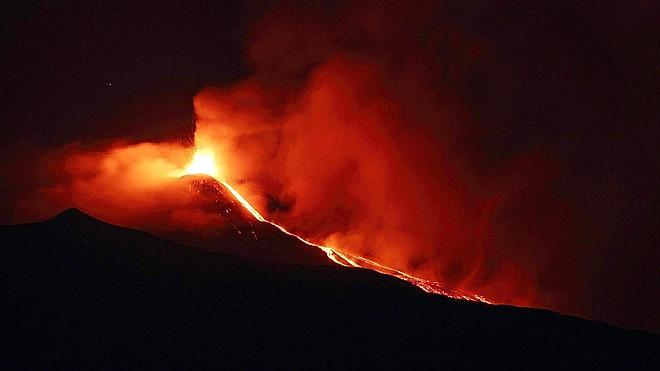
[176,147,491,303]
[180,149,220,179]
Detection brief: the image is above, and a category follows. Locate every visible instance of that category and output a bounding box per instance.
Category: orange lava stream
[180,150,490,303]
[229,179,487,301]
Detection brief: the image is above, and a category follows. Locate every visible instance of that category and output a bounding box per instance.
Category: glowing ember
[176,147,491,303]
[181,149,220,178]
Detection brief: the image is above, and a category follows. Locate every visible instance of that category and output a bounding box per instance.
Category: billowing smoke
[15,140,231,234]
[188,1,566,306]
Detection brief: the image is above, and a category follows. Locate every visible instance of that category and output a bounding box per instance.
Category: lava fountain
[181,149,220,179]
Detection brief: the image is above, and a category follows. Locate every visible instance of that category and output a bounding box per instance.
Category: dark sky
[1,1,658,332]
[1,0,249,146]
[1,0,256,220]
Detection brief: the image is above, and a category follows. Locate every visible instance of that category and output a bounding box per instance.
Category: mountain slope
[132,175,334,266]
[1,209,658,368]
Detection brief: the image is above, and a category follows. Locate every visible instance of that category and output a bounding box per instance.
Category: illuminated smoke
[190,54,540,306]
[15,141,228,234]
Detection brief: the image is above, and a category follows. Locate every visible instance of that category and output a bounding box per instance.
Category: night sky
[1,1,658,332]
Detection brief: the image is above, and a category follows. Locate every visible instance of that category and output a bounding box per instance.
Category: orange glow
[180,149,220,179]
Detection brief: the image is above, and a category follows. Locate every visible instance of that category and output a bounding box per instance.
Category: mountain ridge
[2,209,658,368]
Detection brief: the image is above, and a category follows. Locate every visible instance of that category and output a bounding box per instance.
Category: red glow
[15,58,543,309]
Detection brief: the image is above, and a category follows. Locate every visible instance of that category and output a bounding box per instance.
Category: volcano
[136,174,495,301]
[2,205,658,368]
[153,174,332,266]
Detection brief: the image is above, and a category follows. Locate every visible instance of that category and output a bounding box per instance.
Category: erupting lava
[181,149,220,179]
[177,147,490,303]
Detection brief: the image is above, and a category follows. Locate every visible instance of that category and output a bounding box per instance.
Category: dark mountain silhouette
[2,208,658,369]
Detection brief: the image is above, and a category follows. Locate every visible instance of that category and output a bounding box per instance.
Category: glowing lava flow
[179,148,490,303]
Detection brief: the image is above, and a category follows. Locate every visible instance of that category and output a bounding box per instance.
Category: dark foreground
[2,209,658,369]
